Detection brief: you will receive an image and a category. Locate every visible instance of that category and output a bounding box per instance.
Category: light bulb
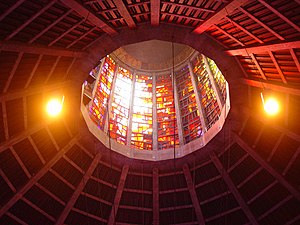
[46,98,63,117]
[264,97,279,115]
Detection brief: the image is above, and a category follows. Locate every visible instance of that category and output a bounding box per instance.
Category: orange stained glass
[192,55,220,129]
[131,74,153,150]
[207,57,227,103]
[90,56,116,130]
[176,65,203,144]
[156,73,178,150]
[109,66,132,144]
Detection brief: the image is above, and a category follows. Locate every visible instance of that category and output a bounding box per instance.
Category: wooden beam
[0,169,16,192]
[258,0,300,33]
[233,132,300,202]
[60,0,117,35]
[193,0,249,34]
[66,27,97,49]
[226,16,264,44]
[5,1,57,41]
[241,78,300,96]
[226,40,300,56]
[239,6,285,41]
[0,81,71,102]
[55,153,101,225]
[250,53,267,80]
[111,0,136,28]
[108,165,129,225]
[290,48,300,73]
[29,9,73,44]
[48,18,84,47]
[163,2,215,13]
[0,135,78,218]
[0,0,26,22]
[210,152,259,225]
[213,25,245,46]
[269,51,287,84]
[182,164,205,225]
[45,56,61,84]
[3,52,23,93]
[153,168,159,225]
[1,101,9,140]
[151,0,160,26]
[0,41,86,58]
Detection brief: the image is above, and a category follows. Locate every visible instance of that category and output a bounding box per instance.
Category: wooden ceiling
[0,0,299,225]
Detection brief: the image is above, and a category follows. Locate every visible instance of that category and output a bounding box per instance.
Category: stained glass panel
[90,56,116,130]
[131,74,153,150]
[176,65,203,144]
[192,55,221,129]
[109,66,132,144]
[207,58,227,103]
[156,73,178,150]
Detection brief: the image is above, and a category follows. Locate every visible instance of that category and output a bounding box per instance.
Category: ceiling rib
[3,52,23,93]
[283,146,300,176]
[55,153,101,225]
[163,1,215,13]
[225,16,264,44]
[28,9,73,44]
[10,146,32,178]
[290,49,300,73]
[0,123,47,154]
[28,136,46,165]
[193,0,249,34]
[151,0,160,25]
[233,133,300,202]
[247,180,277,205]
[268,51,288,84]
[110,0,136,28]
[258,195,293,221]
[182,164,205,225]
[213,25,245,46]
[108,165,129,225]
[0,0,26,22]
[5,1,57,41]
[153,168,159,225]
[250,54,267,80]
[0,81,70,102]
[66,26,97,49]
[0,135,78,218]
[5,212,27,225]
[238,6,285,41]
[210,152,259,225]
[22,197,56,222]
[257,0,300,32]
[24,54,43,88]
[45,56,61,84]
[60,0,117,36]
[1,102,9,140]
[0,168,16,192]
[226,40,300,56]
[0,41,86,57]
[48,18,85,47]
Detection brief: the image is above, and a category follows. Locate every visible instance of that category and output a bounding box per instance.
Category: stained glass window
[176,65,203,144]
[90,56,116,130]
[110,66,132,144]
[131,74,153,150]
[192,55,221,129]
[85,52,229,156]
[156,73,178,150]
[207,58,227,103]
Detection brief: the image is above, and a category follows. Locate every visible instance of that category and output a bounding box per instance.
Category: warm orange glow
[46,97,64,117]
[264,97,280,116]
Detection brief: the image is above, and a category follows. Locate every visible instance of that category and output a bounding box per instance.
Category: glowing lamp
[46,96,64,117]
[261,92,279,116]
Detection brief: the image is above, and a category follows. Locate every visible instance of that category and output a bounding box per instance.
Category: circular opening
[81,40,230,161]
